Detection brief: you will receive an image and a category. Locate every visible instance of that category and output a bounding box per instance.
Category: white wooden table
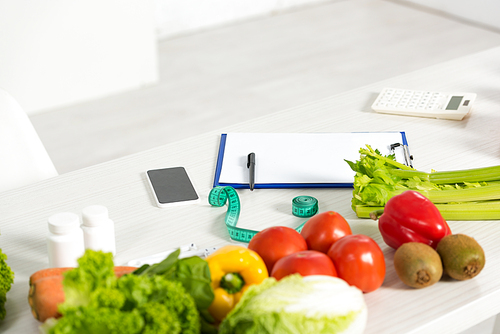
[2,46,500,333]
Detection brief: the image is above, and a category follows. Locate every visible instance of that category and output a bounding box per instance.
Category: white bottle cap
[48,212,80,234]
[82,205,109,227]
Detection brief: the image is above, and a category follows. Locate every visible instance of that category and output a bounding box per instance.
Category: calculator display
[446,96,463,110]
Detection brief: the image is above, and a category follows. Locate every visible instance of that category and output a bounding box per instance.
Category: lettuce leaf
[219,275,367,334]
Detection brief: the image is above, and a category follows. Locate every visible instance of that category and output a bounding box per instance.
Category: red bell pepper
[378,190,452,249]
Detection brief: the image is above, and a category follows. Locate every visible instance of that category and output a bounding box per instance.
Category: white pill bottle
[47,212,85,267]
[81,205,116,255]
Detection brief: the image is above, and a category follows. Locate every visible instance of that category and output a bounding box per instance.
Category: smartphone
[146,167,200,208]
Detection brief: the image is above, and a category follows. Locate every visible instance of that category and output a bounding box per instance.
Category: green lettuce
[42,250,200,334]
[133,248,216,333]
[219,275,367,334]
[0,248,14,321]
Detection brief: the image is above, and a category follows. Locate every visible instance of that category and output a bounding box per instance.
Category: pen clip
[247,152,255,167]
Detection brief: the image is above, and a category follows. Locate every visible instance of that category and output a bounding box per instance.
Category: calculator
[371,88,476,120]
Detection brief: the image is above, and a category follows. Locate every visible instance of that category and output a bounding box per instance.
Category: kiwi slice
[394,242,443,289]
[436,234,485,280]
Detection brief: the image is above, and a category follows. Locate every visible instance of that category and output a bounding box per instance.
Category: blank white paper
[218,132,407,185]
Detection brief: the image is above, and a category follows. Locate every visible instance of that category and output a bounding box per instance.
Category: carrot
[113,266,138,278]
[28,266,137,322]
[28,275,65,322]
[29,267,72,285]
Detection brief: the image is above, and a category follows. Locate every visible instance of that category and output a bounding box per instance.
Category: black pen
[247,152,256,191]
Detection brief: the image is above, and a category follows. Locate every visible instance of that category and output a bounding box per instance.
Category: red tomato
[300,211,352,253]
[327,234,386,293]
[271,250,337,280]
[248,226,307,273]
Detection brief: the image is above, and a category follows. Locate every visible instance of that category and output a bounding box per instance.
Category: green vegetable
[346,145,500,219]
[219,274,367,334]
[0,248,14,321]
[42,250,200,334]
[134,249,214,311]
[134,249,217,334]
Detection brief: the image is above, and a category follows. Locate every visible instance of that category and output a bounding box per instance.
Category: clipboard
[213,132,411,189]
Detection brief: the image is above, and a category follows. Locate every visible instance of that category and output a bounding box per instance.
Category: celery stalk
[389,166,500,184]
[435,201,500,220]
[347,145,500,220]
[355,206,384,219]
[430,165,500,184]
[355,201,500,220]
[425,184,500,203]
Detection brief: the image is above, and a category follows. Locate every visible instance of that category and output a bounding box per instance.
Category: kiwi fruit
[394,242,443,289]
[436,234,485,280]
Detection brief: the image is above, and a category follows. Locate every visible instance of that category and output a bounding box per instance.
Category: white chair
[0,88,58,192]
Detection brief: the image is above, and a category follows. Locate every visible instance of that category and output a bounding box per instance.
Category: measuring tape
[292,196,318,217]
[208,186,318,243]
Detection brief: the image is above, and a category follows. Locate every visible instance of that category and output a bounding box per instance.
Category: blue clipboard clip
[390,143,413,168]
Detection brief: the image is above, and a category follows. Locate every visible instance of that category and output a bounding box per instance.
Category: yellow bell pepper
[206,245,268,322]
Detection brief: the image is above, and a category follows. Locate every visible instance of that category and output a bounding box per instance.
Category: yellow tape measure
[208,186,318,243]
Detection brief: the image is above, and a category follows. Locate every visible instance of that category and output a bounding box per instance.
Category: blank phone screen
[147,167,199,205]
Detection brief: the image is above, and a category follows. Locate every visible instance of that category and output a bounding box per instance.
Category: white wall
[0,0,331,114]
[0,0,159,115]
[400,0,500,31]
[154,0,332,39]
[5,0,496,115]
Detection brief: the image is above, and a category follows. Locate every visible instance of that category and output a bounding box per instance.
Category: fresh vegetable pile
[346,145,500,219]
[26,177,489,333]
[207,210,374,333]
[29,212,375,334]
[36,249,216,334]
